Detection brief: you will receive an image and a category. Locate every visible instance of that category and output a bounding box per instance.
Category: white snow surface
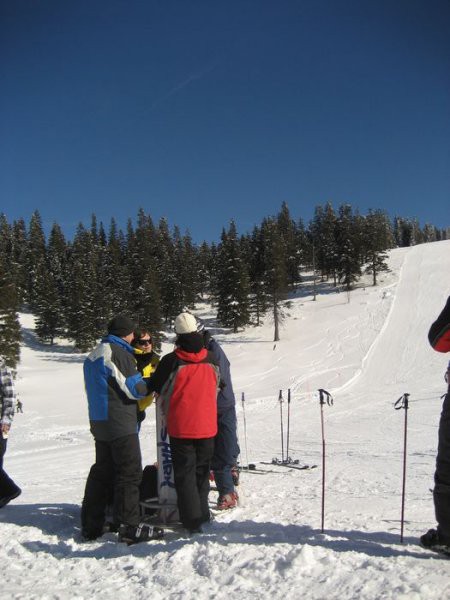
[2,240,450,599]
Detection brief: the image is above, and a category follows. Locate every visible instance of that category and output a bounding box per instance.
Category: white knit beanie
[174,312,198,334]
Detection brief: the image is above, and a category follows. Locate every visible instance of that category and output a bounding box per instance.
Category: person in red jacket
[421,295,450,555]
[147,312,219,533]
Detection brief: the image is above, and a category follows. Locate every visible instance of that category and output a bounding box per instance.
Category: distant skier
[421,295,450,555]
[0,357,21,508]
[196,319,240,510]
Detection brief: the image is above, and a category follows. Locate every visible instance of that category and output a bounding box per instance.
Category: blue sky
[1,0,449,242]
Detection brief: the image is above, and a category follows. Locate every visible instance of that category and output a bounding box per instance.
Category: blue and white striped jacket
[83,335,149,441]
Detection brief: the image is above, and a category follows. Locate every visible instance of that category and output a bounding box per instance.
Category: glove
[138,395,154,411]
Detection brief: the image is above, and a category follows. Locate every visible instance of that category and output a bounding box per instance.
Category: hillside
[1,240,450,599]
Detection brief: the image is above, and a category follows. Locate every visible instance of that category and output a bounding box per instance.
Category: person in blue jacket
[81,315,158,545]
[197,320,240,510]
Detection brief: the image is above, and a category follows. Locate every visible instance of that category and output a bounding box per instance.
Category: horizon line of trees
[0,203,447,369]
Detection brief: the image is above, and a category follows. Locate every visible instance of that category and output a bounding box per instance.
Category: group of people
[1,297,450,553]
[79,296,450,551]
[81,312,239,544]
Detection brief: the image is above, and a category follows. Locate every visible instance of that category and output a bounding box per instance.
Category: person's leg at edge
[434,391,450,543]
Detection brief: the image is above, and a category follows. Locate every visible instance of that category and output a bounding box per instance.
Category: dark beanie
[107,315,136,337]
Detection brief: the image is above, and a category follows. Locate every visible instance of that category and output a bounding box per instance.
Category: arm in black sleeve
[145,352,178,394]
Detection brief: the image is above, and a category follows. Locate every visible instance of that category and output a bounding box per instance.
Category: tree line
[0,203,447,368]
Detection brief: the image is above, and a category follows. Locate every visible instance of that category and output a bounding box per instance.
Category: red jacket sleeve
[429,296,450,353]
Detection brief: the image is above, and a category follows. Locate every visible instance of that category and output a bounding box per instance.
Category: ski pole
[241,392,250,468]
[286,388,291,463]
[394,392,410,543]
[318,388,333,533]
[279,390,285,463]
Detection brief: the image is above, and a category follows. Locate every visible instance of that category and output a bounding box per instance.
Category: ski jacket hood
[175,348,208,363]
[101,334,134,353]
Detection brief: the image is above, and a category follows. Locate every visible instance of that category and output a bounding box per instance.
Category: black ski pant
[0,436,20,499]
[169,436,214,531]
[434,390,450,543]
[81,433,142,537]
[211,406,240,496]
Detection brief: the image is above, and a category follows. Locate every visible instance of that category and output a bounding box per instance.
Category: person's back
[147,312,219,533]
[163,346,218,439]
[84,333,148,441]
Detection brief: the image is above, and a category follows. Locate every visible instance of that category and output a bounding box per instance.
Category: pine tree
[156,218,182,323]
[0,214,12,267]
[277,202,301,289]
[125,210,162,340]
[197,241,213,299]
[11,218,29,304]
[27,210,47,310]
[335,204,362,292]
[207,242,220,306]
[174,227,198,310]
[66,224,99,351]
[261,217,288,341]
[107,218,129,315]
[34,258,65,344]
[247,226,270,326]
[422,223,437,243]
[216,221,251,332]
[363,210,393,286]
[0,258,21,369]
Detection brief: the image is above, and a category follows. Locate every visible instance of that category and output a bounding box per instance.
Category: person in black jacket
[421,295,450,554]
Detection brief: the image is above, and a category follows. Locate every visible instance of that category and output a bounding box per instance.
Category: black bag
[140,464,158,501]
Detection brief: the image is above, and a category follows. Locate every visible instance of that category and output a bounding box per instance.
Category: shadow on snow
[0,504,437,561]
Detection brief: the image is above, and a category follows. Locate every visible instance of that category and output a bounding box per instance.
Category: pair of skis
[237,461,317,475]
[239,389,318,475]
[261,459,317,471]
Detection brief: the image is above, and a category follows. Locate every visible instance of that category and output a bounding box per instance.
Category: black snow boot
[118,522,164,545]
[420,528,450,556]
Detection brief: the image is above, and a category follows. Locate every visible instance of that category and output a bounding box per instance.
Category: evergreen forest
[0,202,447,369]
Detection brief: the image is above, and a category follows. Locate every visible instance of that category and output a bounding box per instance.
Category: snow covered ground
[2,240,450,599]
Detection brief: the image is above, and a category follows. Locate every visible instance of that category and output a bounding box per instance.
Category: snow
[2,240,450,599]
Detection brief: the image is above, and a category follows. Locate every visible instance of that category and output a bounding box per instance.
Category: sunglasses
[136,338,152,346]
